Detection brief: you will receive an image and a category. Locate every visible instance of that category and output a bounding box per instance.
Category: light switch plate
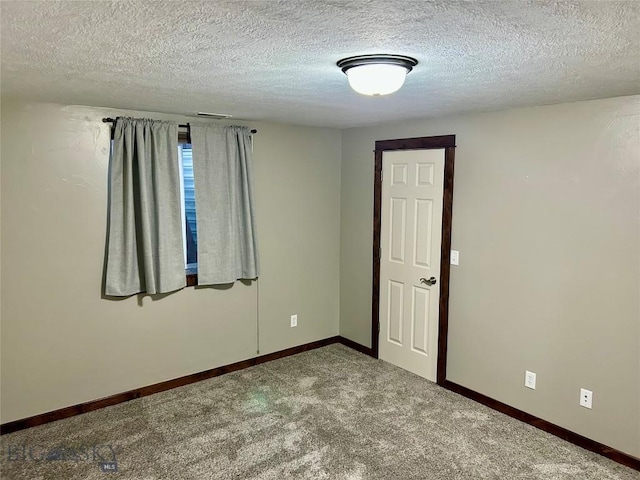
[451,250,459,265]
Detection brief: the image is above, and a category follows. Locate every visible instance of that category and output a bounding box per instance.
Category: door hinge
[380,169,383,182]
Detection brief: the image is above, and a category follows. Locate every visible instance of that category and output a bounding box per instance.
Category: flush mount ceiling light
[337,54,418,96]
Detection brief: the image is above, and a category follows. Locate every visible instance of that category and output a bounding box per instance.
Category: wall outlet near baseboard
[290,314,298,328]
[525,371,536,389]
[580,388,593,409]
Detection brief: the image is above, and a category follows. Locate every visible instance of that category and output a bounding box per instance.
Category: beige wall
[0,102,341,423]
[2,95,638,459]
[340,96,640,457]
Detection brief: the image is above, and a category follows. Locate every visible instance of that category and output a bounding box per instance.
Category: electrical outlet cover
[580,388,593,409]
[525,371,536,390]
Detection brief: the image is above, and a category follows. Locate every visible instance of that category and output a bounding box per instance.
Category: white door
[379,148,445,381]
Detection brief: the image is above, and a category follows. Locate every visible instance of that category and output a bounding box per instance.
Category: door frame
[372,135,456,386]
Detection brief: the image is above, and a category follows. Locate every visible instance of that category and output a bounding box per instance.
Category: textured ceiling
[1,1,639,128]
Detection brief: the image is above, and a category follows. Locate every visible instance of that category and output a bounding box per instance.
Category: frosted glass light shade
[337,55,418,97]
[346,64,408,96]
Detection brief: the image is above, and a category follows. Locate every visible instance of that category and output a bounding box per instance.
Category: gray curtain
[190,125,259,285]
[105,117,186,296]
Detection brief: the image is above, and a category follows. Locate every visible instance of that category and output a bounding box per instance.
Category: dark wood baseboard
[337,336,375,357]
[0,336,341,435]
[3,338,637,472]
[442,380,640,471]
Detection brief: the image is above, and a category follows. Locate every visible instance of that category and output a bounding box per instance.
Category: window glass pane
[180,144,198,273]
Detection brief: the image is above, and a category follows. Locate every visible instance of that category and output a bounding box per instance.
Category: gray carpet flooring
[0,344,637,479]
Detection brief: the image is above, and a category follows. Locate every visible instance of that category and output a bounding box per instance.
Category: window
[178,140,198,280]
[105,119,258,294]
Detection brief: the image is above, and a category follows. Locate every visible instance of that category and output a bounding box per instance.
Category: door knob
[420,277,437,286]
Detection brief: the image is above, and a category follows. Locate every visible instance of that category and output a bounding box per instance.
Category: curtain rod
[101,118,257,134]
